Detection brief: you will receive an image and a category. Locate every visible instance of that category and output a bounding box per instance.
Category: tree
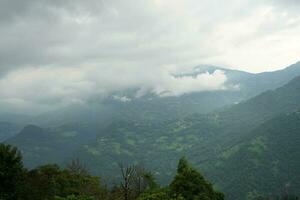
[119,164,158,200]
[169,157,224,200]
[109,185,123,200]
[54,195,95,200]
[25,164,108,200]
[133,166,158,198]
[25,164,62,200]
[137,188,185,200]
[119,163,136,200]
[0,144,25,200]
[137,189,170,200]
[67,158,88,176]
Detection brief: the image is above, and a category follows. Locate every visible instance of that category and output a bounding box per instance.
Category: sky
[1,0,300,113]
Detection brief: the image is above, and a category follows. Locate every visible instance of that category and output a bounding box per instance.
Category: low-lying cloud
[0,66,228,113]
[152,70,227,97]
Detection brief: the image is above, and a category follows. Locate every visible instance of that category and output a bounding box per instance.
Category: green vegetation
[0,144,109,200]
[3,74,300,199]
[0,144,25,200]
[0,144,224,200]
[54,195,95,200]
[169,158,224,200]
[208,111,300,200]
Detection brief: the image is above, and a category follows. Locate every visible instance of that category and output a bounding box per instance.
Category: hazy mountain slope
[21,62,300,127]
[207,111,300,200]
[6,123,100,168]
[0,122,22,142]
[160,74,300,159]
[193,61,300,99]
[216,75,300,138]
[242,61,300,97]
[5,66,300,199]
[76,75,300,184]
[8,74,300,177]
[7,74,300,171]
[1,62,300,129]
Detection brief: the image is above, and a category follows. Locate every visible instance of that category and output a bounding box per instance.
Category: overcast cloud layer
[1,0,300,113]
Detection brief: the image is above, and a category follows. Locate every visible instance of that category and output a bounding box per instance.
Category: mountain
[212,74,300,143]
[208,111,300,199]
[0,121,22,142]
[4,63,300,199]
[7,74,300,189]
[1,62,300,130]
[241,61,300,96]
[6,123,100,168]
[26,61,300,127]
[191,61,300,99]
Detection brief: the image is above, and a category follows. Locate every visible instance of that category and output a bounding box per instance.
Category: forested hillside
[206,111,300,199]
[5,75,300,199]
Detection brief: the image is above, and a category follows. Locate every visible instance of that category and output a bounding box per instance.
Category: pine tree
[170,157,224,200]
[0,144,25,200]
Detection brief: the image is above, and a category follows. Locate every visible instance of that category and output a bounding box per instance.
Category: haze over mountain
[1,61,300,129]
[6,70,300,199]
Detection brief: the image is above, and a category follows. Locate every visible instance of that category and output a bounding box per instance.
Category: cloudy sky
[1,0,300,113]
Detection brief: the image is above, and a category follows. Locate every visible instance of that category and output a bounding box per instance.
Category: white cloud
[0,66,228,113]
[152,70,227,97]
[113,96,131,102]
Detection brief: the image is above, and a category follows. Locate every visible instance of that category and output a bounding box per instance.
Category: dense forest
[1,144,298,200]
[0,144,226,200]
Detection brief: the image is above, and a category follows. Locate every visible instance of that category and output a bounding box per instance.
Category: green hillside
[6,75,300,199]
[6,123,99,168]
[207,111,300,200]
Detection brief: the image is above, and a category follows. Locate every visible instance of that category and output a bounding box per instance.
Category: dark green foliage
[54,195,95,200]
[170,158,224,200]
[0,145,226,200]
[142,172,159,191]
[137,189,171,200]
[0,146,108,200]
[25,165,62,199]
[24,164,107,200]
[0,144,25,200]
[1,144,298,200]
[138,158,224,200]
[67,158,88,176]
[5,124,100,169]
[209,111,300,199]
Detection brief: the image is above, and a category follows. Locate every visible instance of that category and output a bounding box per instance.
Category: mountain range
[3,61,300,199]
